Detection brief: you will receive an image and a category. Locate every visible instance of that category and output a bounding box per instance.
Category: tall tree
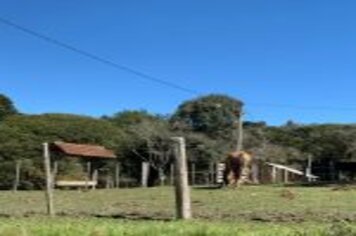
[0,94,18,121]
[108,110,175,185]
[171,94,243,144]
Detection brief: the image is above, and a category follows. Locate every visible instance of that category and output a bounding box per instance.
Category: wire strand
[0,16,199,95]
[3,16,356,112]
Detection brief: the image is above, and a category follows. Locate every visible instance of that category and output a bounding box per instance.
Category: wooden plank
[216,163,225,184]
[267,162,318,179]
[56,180,97,187]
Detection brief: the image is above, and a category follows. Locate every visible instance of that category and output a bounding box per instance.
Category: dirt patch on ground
[331,185,356,191]
[1,210,356,224]
[193,211,356,223]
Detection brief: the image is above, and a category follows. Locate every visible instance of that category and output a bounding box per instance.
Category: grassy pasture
[0,186,355,235]
[1,218,356,236]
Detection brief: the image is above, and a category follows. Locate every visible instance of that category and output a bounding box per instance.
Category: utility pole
[236,110,244,152]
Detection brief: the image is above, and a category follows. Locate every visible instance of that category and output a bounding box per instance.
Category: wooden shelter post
[86,161,91,190]
[92,169,98,190]
[46,141,117,190]
[115,162,120,188]
[271,166,277,183]
[284,169,289,183]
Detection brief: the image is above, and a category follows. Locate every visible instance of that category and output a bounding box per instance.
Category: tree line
[0,93,355,189]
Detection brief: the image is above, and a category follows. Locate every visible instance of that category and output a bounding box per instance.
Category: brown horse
[224,151,252,187]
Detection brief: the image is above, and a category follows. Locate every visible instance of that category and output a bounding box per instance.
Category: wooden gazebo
[49,141,118,189]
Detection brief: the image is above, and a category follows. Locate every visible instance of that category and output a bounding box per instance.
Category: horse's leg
[227,172,236,188]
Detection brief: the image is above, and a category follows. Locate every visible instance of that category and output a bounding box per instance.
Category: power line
[246,102,356,111]
[2,17,356,112]
[0,16,199,95]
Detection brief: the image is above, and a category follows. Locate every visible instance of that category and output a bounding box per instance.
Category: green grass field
[0,186,355,235]
[1,218,355,236]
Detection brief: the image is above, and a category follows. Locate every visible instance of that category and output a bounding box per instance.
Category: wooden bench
[55,180,97,188]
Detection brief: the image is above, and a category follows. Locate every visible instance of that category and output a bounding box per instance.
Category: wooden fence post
[115,162,120,188]
[52,161,58,188]
[141,162,150,187]
[306,155,313,182]
[43,142,55,216]
[13,160,21,192]
[171,137,192,220]
[190,162,195,186]
[251,161,260,184]
[170,163,174,186]
[92,169,98,190]
[209,162,214,185]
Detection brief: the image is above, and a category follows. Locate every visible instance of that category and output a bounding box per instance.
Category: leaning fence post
[171,137,192,220]
[43,142,55,217]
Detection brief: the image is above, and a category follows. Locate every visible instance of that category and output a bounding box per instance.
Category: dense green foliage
[0,94,17,121]
[171,94,243,139]
[0,93,356,189]
[0,112,123,189]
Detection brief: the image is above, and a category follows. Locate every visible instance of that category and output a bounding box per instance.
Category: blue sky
[1,1,356,125]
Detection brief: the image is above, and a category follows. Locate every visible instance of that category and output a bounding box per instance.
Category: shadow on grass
[92,213,173,222]
[0,211,173,222]
[192,185,223,190]
[282,181,356,188]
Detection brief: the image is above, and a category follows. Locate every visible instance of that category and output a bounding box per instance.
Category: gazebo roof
[52,141,116,159]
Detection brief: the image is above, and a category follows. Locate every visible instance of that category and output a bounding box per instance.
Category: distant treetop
[0,94,18,120]
[171,94,244,138]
